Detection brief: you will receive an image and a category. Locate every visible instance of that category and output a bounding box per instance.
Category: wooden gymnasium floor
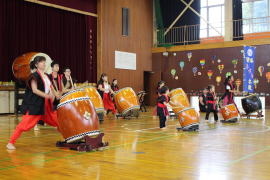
[0,108,270,180]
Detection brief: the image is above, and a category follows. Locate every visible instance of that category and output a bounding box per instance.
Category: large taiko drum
[83,86,104,113]
[57,97,100,143]
[114,87,140,115]
[169,88,190,114]
[241,94,262,115]
[177,107,199,131]
[60,89,87,103]
[220,104,239,122]
[12,52,52,81]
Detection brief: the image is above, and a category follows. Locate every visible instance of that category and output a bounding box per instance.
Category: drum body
[60,89,87,103]
[114,87,140,114]
[169,88,190,113]
[177,107,199,130]
[241,95,262,114]
[12,52,52,81]
[83,86,104,113]
[57,97,100,143]
[220,104,239,121]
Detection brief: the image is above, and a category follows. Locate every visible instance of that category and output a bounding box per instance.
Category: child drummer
[205,85,219,122]
[7,56,60,150]
[157,86,170,129]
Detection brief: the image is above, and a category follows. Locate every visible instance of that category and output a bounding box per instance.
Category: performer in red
[221,76,238,106]
[205,85,218,122]
[97,73,116,115]
[7,56,60,150]
[111,79,119,92]
[157,86,170,128]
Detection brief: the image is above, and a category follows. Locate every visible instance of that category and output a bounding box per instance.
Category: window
[122,8,129,36]
[200,0,224,38]
[242,0,269,34]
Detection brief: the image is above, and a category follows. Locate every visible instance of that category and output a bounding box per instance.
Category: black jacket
[21,72,50,115]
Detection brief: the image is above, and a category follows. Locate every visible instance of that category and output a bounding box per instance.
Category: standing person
[6,56,60,150]
[199,88,208,112]
[221,75,238,106]
[97,73,116,115]
[205,85,219,122]
[157,86,170,129]
[111,79,119,92]
[49,61,63,98]
[62,67,76,94]
[157,81,165,96]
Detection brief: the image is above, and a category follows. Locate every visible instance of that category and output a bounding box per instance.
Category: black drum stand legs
[56,133,109,152]
[177,124,199,132]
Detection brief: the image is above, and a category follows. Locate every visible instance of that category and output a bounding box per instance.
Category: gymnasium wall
[97,0,153,92]
[152,43,270,106]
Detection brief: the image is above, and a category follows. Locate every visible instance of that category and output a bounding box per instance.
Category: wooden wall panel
[153,45,270,106]
[98,0,153,92]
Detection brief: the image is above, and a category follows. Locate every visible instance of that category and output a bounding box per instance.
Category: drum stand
[56,133,109,152]
[240,110,264,119]
[116,109,140,119]
[176,125,199,132]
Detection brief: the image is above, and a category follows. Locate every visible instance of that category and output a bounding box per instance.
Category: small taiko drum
[177,107,199,131]
[241,94,262,115]
[60,89,87,103]
[220,104,239,122]
[57,97,100,143]
[114,87,140,115]
[83,86,104,113]
[12,52,52,81]
[169,88,190,114]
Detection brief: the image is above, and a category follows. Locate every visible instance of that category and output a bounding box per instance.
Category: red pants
[9,99,58,144]
[103,93,116,114]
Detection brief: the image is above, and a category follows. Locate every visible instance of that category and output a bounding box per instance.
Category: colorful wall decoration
[243,46,256,93]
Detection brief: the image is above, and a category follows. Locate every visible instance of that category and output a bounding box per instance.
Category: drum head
[241,95,262,114]
[29,53,52,74]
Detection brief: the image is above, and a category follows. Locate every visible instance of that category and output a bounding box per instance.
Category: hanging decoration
[266,72,270,83]
[216,76,221,86]
[253,78,259,89]
[187,52,192,62]
[200,59,206,69]
[170,69,176,77]
[175,75,179,80]
[207,70,213,79]
[217,59,221,63]
[218,64,224,74]
[258,66,264,77]
[232,59,238,68]
[267,63,270,67]
[234,70,238,74]
[192,67,198,76]
[235,79,242,91]
[226,72,232,78]
[211,55,217,64]
[179,61,185,71]
[198,72,202,76]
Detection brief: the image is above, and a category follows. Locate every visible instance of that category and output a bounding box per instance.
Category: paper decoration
[179,61,185,71]
[207,70,213,79]
[175,75,179,80]
[258,66,264,77]
[234,70,238,74]
[192,67,198,76]
[254,78,259,89]
[226,72,232,78]
[200,59,206,69]
[173,53,176,56]
[216,76,221,86]
[198,72,202,76]
[266,72,270,83]
[232,59,238,68]
[235,79,242,91]
[187,52,192,62]
[217,59,221,63]
[211,55,217,64]
[171,69,176,77]
[267,63,270,67]
[218,64,224,74]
